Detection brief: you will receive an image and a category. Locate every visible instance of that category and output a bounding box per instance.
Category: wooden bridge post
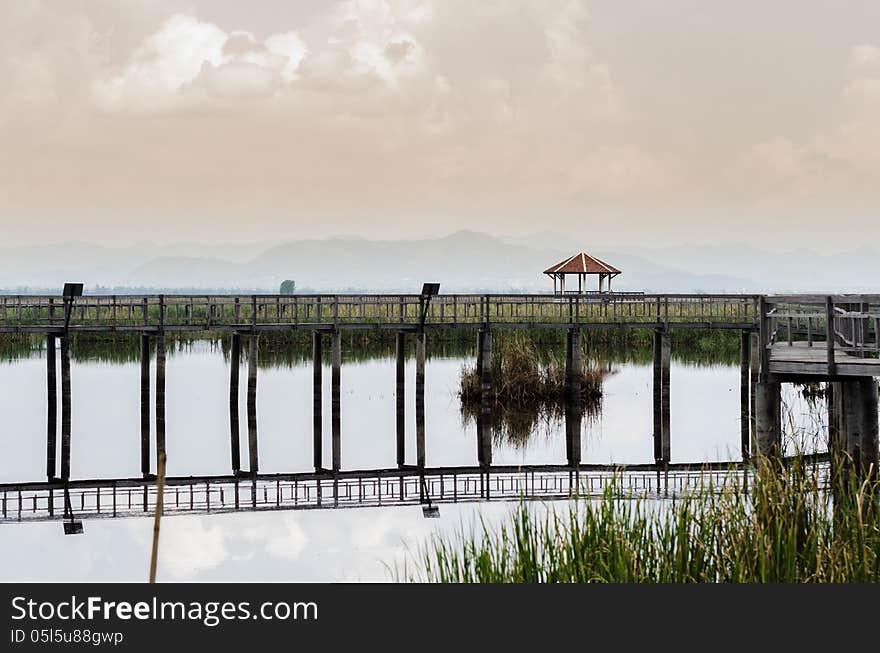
[740,330,751,461]
[749,332,760,456]
[827,382,846,485]
[312,332,323,471]
[416,331,426,469]
[46,335,57,480]
[477,329,493,469]
[840,378,879,479]
[396,332,406,468]
[755,381,781,461]
[477,329,493,400]
[247,333,259,476]
[566,328,582,400]
[140,334,150,477]
[857,377,878,480]
[331,330,341,472]
[229,332,241,474]
[758,297,770,381]
[825,296,836,375]
[60,336,71,481]
[652,328,671,464]
[155,332,166,466]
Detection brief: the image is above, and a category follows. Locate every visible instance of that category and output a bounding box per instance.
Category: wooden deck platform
[769,341,880,377]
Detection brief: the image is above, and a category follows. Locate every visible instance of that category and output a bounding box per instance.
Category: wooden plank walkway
[769,342,880,377]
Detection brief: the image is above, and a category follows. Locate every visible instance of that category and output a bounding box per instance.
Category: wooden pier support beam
[749,332,760,457]
[331,331,341,472]
[247,334,258,476]
[60,336,71,481]
[140,334,150,477]
[755,381,781,460]
[477,329,493,468]
[652,329,671,464]
[565,328,582,400]
[839,377,879,479]
[395,332,405,468]
[312,332,322,471]
[828,382,846,486]
[155,332,166,466]
[46,335,57,480]
[740,331,751,461]
[857,377,879,479]
[415,331,426,468]
[229,332,241,474]
[477,329,493,401]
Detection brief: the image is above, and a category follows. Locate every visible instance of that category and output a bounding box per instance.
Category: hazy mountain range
[0,230,875,294]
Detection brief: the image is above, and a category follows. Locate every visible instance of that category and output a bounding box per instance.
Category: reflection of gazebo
[544,252,621,294]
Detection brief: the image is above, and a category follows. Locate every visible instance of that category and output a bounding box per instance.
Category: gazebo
[544,252,621,294]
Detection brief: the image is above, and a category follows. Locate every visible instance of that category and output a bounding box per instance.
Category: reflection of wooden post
[740,331,751,461]
[247,334,259,476]
[46,335,57,480]
[60,336,71,481]
[155,332,166,466]
[396,332,405,468]
[312,332,322,471]
[229,333,241,474]
[416,332,426,468]
[565,404,582,467]
[140,334,150,477]
[331,331,341,472]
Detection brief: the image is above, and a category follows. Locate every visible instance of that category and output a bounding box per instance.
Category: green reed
[401,456,880,583]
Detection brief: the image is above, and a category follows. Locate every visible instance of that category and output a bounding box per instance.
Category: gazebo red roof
[543,252,621,275]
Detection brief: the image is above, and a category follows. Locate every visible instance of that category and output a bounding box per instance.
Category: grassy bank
[0,327,743,366]
[403,458,880,582]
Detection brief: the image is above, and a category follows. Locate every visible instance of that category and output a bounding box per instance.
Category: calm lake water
[0,338,825,581]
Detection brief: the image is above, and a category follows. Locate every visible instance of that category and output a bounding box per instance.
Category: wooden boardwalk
[0,290,874,521]
[770,342,880,377]
[0,292,759,333]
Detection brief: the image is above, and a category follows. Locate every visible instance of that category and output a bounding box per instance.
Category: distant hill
[126,230,756,293]
[0,230,876,293]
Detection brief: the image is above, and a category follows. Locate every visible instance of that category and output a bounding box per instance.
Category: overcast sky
[2,1,880,248]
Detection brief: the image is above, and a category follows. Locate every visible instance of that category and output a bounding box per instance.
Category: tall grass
[403,457,880,582]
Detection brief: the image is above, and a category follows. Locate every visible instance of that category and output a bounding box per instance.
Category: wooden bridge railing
[0,293,760,331]
[763,295,880,362]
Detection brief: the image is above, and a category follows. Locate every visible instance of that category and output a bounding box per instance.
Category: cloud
[739,42,880,202]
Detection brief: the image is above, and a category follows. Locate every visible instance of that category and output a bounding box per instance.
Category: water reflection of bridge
[0,456,831,525]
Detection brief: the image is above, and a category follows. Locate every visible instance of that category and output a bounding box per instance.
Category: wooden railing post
[826,295,836,375]
[758,296,770,381]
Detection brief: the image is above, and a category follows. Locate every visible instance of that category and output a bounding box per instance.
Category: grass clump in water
[458,334,610,409]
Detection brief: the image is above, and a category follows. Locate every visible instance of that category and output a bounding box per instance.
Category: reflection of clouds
[156,517,229,579]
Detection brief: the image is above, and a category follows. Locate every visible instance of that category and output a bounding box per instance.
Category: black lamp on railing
[62,283,84,334]
[419,283,440,330]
